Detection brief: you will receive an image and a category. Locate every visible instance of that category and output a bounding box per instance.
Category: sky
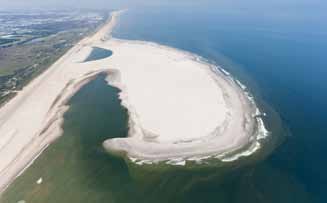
[1,0,194,9]
[0,0,325,10]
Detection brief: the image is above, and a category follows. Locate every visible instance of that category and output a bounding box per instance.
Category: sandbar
[0,10,268,193]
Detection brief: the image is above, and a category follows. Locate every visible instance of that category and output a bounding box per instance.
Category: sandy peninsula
[0,10,268,192]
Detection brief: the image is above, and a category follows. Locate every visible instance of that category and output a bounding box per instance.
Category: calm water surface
[1,3,326,203]
[83,47,113,62]
[113,4,327,202]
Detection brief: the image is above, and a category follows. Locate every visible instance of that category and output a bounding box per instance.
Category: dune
[0,10,269,193]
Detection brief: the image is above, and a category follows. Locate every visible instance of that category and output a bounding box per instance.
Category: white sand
[102,39,265,162]
[0,10,268,192]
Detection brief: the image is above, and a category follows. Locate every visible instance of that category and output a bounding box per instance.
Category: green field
[0,30,86,76]
[0,17,106,106]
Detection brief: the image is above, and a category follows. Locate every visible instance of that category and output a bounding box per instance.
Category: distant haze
[1,0,325,10]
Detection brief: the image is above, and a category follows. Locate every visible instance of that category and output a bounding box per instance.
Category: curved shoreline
[0,10,124,193]
[102,39,270,164]
[0,10,271,193]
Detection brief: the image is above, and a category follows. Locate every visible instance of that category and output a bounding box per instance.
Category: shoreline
[102,38,269,164]
[0,11,123,193]
[0,10,269,193]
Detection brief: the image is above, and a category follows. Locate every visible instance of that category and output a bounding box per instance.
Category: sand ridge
[102,38,265,162]
[0,10,269,193]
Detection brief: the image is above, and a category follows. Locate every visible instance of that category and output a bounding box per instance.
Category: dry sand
[0,10,268,192]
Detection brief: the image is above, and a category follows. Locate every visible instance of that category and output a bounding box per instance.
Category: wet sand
[0,10,267,192]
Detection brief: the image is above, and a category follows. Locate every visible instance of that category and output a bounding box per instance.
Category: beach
[0,10,267,193]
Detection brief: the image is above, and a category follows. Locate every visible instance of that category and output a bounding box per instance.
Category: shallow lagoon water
[0,74,132,203]
[83,47,113,62]
[1,3,326,203]
[0,74,309,203]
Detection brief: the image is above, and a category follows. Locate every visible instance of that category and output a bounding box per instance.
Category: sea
[1,2,326,203]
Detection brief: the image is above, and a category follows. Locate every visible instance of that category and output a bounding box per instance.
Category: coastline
[102,38,269,164]
[0,11,123,193]
[0,9,269,194]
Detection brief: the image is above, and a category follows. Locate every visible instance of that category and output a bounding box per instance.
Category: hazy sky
[0,0,325,10]
[1,0,200,9]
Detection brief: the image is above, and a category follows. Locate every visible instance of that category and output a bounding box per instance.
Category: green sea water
[0,73,311,203]
[0,74,133,203]
[2,3,324,201]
